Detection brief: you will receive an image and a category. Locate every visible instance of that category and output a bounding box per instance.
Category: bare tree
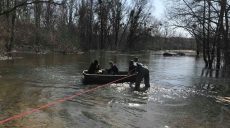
[167,0,230,70]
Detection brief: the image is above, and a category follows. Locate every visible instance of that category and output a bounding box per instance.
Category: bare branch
[0,0,62,16]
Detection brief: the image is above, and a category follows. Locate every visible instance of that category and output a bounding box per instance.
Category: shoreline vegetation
[0,0,229,71]
[0,0,196,59]
[0,49,197,61]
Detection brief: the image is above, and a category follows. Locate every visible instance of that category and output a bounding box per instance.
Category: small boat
[163,52,176,56]
[82,70,137,84]
[163,52,185,56]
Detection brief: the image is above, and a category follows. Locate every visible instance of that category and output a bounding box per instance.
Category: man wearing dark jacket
[107,61,119,75]
[134,63,150,91]
[88,60,100,74]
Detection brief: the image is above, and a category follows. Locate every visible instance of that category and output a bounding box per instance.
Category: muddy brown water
[0,51,229,128]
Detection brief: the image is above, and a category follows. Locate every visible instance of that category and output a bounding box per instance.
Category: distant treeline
[0,0,195,54]
[134,37,195,50]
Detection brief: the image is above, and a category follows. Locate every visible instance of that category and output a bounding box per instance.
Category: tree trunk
[202,0,208,67]
[112,1,121,49]
[68,0,74,26]
[98,0,106,49]
[88,0,93,49]
[46,0,53,30]
[195,37,200,57]
[34,0,41,52]
[207,0,213,69]
[0,1,2,13]
[5,0,16,56]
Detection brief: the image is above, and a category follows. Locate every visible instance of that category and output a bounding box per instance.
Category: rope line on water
[0,74,136,125]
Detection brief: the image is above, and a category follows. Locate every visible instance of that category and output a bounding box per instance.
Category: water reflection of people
[107,61,119,75]
[88,60,100,74]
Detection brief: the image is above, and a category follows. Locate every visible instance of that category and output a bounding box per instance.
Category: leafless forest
[0,0,194,52]
[0,0,230,70]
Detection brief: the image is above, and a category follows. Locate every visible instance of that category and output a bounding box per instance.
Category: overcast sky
[152,0,165,20]
[151,0,191,37]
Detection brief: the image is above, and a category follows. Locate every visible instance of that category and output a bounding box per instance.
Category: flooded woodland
[0,0,230,127]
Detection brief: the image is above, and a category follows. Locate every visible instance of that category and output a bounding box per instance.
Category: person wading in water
[132,57,150,91]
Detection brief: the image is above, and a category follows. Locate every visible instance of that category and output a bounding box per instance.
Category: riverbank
[0,49,198,61]
[152,50,197,56]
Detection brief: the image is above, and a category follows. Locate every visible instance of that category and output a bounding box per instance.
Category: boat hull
[82,70,137,84]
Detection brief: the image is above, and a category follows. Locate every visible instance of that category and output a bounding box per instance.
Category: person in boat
[133,57,139,66]
[88,60,100,74]
[134,61,150,91]
[106,61,119,75]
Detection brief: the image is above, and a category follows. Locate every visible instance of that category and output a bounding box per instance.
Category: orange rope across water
[0,74,135,125]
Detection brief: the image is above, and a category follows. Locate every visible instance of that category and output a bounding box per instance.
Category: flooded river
[0,51,229,128]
